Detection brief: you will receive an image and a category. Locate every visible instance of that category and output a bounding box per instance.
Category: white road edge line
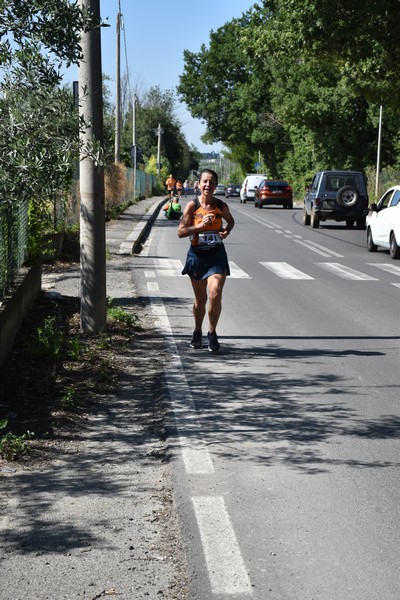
[192,496,253,595]
[148,297,214,474]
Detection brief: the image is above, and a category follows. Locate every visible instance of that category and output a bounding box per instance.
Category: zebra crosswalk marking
[229,262,251,279]
[367,263,400,277]
[316,263,379,280]
[142,256,399,285]
[152,258,183,277]
[260,262,314,280]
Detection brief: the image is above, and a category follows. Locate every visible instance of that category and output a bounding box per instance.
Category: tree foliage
[178,1,400,193]
[0,0,89,205]
[120,86,199,181]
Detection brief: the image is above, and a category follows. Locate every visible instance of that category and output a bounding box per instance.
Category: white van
[240,174,268,203]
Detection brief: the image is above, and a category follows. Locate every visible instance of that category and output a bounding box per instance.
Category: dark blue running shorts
[182,244,230,280]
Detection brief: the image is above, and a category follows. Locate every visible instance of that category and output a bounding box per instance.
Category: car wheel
[346,219,354,228]
[243,199,246,204]
[303,206,310,226]
[311,210,319,228]
[367,227,377,252]
[287,202,293,209]
[337,186,358,207]
[389,231,400,259]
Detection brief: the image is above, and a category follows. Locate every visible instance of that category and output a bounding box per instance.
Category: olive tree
[0,0,89,203]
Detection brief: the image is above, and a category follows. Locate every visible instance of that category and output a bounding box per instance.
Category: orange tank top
[190,198,224,247]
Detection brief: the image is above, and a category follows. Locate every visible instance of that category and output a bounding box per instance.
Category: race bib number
[197,232,221,246]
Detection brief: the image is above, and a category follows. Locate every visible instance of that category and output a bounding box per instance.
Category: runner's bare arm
[219,202,235,239]
[177,201,211,238]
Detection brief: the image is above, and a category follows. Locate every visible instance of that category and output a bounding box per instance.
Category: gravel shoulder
[0,254,188,600]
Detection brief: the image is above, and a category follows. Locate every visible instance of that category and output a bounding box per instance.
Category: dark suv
[303,170,369,229]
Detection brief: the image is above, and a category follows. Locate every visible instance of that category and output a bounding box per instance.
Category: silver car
[214,183,226,196]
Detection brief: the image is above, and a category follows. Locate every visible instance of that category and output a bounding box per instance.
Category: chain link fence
[0,198,29,303]
[0,167,157,302]
[66,165,157,227]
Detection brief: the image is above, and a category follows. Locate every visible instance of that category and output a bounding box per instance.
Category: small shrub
[60,386,76,410]
[32,316,66,359]
[69,336,83,360]
[0,421,35,461]
[107,297,138,327]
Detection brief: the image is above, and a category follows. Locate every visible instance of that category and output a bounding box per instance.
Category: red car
[254,179,293,209]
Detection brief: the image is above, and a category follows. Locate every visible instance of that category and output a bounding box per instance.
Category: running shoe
[190,330,203,349]
[207,331,220,352]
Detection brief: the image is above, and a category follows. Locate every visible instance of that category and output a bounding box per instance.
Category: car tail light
[315,197,322,207]
[285,186,292,192]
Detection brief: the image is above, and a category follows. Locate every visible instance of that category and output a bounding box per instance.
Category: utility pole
[156,123,163,176]
[375,104,383,198]
[132,94,137,198]
[114,0,121,163]
[78,0,107,333]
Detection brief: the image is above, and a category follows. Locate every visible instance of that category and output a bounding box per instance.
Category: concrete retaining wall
[0,261,42,368]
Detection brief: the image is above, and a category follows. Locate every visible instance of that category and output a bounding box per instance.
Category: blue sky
[65,0,255,152]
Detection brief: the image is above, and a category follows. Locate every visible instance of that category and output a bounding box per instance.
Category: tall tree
[179,1,400,190]
[121,86,199,179]
[177,13,289,176]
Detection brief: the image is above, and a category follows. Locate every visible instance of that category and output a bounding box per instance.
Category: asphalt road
[131,197,400,600]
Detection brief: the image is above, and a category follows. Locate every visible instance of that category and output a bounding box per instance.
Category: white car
[240,174,268,203]
[366,185,400,259]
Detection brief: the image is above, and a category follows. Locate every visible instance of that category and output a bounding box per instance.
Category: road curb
[118,198,166,255]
